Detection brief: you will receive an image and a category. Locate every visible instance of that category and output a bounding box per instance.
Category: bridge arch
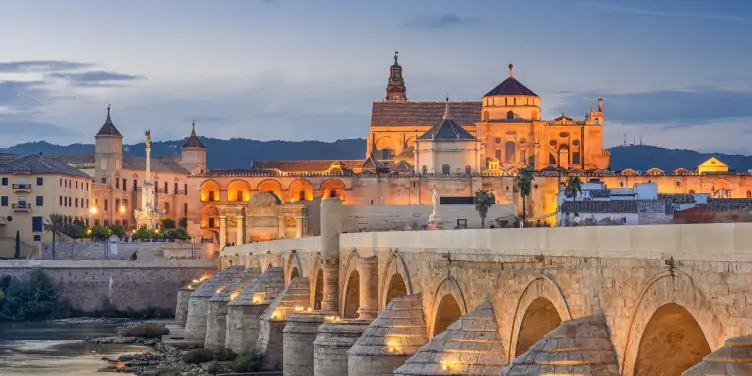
[261,253,283,272]
[309,254,323,310]
[340,251,361,318]
[508,275,572,361]
[379,251,414,311]
[284,252,304,284]
[428,276,468,338]
[257,179,283,200]
[621,269,723,375]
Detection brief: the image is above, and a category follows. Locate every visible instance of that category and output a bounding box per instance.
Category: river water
[0,322,152,375]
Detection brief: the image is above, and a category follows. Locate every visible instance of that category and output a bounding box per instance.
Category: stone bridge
[178,198,752,375]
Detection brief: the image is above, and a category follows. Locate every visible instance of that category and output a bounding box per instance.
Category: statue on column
[428,188,443,229]
[134,130,165,229]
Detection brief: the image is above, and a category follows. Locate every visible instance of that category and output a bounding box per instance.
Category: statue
[134,129,164,229]
[428,188,443,228]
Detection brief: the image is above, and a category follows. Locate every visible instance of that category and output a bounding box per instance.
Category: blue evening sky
[0,0,750,153]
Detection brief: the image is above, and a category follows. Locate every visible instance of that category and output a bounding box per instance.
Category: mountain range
[0,139,749,173]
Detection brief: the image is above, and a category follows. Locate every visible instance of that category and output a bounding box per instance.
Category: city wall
[339,203,515,231]
[0,260,216,313]
[39,241,213,261]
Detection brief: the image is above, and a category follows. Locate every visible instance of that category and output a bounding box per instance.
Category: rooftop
[0,154,91,178]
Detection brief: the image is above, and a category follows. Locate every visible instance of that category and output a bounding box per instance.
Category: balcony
[12,202,31,212]
[12,184,31,192]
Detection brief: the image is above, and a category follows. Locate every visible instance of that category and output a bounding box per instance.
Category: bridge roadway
[184,220,752,375]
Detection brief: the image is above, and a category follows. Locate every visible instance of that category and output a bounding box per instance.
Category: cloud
[404,14,480,29]
[0,80,49,115]
[184,115,228,124]
[0,60,93,73]
[580,1,750,23]
[552,89,752,127]
[48,70,146,87]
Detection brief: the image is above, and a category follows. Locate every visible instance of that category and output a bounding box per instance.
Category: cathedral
[185,52,752,245]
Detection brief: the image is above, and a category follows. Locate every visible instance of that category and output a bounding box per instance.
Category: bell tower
[94,104,123,187]
[180,120,207,174]
[385,50,407,101]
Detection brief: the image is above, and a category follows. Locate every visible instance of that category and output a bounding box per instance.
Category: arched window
[595,118,599,125]
[747,191,751,199]
[495,137,501,144]
[505,141,516,163]
[464,166,471,175]
[483,111,489,121]
[442,164,450,175]
[507,111,514,120]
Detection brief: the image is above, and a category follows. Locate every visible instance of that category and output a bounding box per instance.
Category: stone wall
[0,260,215,313]
[339,204,515,232]
[39,241,213,261]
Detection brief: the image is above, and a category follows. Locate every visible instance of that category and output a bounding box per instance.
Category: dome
[483,63,538,97]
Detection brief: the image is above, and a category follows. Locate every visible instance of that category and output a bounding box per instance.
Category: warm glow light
[192,279,199,284]
[252,296,261,304]
[215,288,223,294]
[230,291,240,300]
[440,360,455,371]
[272,311,281,320]
[90,207,97,214]
[120,205,125,213]
[294,306,304,312]
[306,307,312,312]
[324,315,341,323]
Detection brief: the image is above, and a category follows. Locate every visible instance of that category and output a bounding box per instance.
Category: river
[0,322,153,375]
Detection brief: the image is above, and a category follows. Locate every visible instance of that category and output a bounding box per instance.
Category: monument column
[319,197,342,313]
[236,215,244,245]
[219,215,227,247]
[320,260,339,312]
[357,255,378,319]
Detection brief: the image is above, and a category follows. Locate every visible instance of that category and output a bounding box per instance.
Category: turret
[589,98,604,125]
[94,104,123,186]
[180,120,207,174]
[481,63,540,121]
[385,50,407,101]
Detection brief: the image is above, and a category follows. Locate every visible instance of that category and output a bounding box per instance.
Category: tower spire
[386,50,407,101]
[442,94,450,120]
[508,62,514,77]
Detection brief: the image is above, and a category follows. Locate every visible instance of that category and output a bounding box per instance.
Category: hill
[2,139,751,173]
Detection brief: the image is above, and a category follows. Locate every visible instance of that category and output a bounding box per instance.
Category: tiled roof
[484,76,538,97]
[251,160,365,172]
[96,107,122,137]
[683,334,752,375]
[348,294,427,357]
[0,153,21,166]
[209,267,261,302]
[182,124,206,149]
[371,101,481,127]
[228,267,284,306]
[50,154,189,174]
[190,266,245,298]
[417,117,476,141]
[0,154,90,178]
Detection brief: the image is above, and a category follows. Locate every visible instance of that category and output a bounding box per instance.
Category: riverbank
[94,339,208,376]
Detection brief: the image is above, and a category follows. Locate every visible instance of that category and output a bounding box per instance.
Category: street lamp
[90,207,97,214]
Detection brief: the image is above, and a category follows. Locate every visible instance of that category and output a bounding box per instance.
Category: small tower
[385,50,407,101]
[94,104,123,186]
[180,120,207,174]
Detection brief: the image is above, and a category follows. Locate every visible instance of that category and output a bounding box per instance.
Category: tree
[565,176,583,201]
[515,167,535,225]
[14,230,21,259]
[43,213,65,260]
[91,225,111,241]
[109,225,126,240]
[474,190,495,228]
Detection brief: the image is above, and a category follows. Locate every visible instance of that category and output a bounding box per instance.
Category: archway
[514,297,562,356]
[432,294,462,337]
[634,303,710,376]
[201,180,220,202]
[227,180,252,202]
[289,179,314,202]
[320,179,346,201]
[289,267,300,281]
[343,270,360,318]
[201,205,219,229]
[505,141,516,163]
[257,179,283,201]
[312,269,323,310]
[384,273,407,307]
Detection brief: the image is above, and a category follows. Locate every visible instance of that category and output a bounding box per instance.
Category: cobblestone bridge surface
[176,199,752,375]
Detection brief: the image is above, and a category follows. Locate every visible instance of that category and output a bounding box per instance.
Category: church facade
[185,52,752,245]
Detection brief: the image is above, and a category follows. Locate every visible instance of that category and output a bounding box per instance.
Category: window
[208,191,215,201]
[572,152,581,165]
[442,164,450,175]
[330,189,337,198]
[1,178,7,186]
[32,216,43,232]
[299,191,305,201]
[116,179,120,189]
[75,198,78,207]
[86,182,89,190]
[236,190,243,201]
[209,218,215,228]
[123,179,127,191]
[184,184,188,195]
[35,196,43,206]
[506,111,514,120]
[36,177,43,186]
[59,178,62,187]
[164,202,170,213]
[76,181,78,189]
[59,196,63,205]
[86,199,89,208]
[505,141,516,163]
[164,182,168,194]
[94,219,100,227]
[495,137,501,144]
[104,199,108,211]
[133,180,137,191]
[104,220,109,227]
[174,183,178,195]
[184,203,188,216]
[595,118,599,125]
[101,177,107,184]
[465,166,471,175]
[495,150,502,160]
[115,199,120,212]
[0,196,7,206]
[422,165,428,174]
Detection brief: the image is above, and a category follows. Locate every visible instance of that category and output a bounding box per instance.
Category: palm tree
[43,213,65,260]
[515,167,535,225]
[565,176,583,201]
[474,190,495,228]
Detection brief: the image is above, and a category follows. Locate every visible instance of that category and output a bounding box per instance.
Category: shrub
[122,324,170,339]
[206,361,224,375]
[0,268,66,321]
[182,348,214,364]
[230,347,264,373]
[213,346,237,361]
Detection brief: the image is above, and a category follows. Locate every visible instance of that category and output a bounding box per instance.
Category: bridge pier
[313,319,370,376]
[175,284,195,326]
[348,294,428,376]
[184,266,244,342]
[258,277,312,371]
[225,267,284,352]
[356,256,378,320]
[205,268,261,349]
[282,313,329,376]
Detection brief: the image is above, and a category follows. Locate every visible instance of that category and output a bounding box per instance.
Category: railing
[12,202,31,211]
[12,184,31,191]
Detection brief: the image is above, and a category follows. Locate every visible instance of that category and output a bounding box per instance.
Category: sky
[0,0,751,153]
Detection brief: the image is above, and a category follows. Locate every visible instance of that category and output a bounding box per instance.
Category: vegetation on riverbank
[0,268,71,321]
[122,323,170,339]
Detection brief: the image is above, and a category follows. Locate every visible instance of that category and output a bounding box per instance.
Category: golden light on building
[90,207,97,214]
[120,205,126,213]
[440,360,455,371]
[215,287,223,294]
[229,291,240,300]
[294,306,305,312]
[324,315,341,323]
[252,295,261,304]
